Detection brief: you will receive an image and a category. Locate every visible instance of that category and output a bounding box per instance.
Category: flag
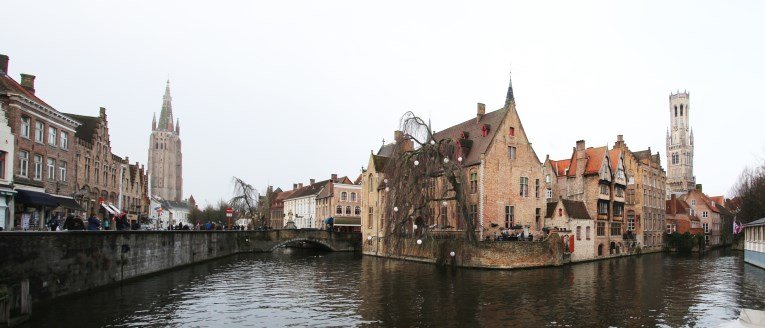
[734,221,743,235]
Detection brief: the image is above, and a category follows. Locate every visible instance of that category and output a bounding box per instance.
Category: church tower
[666,91,695,195]
[148,81,183,201]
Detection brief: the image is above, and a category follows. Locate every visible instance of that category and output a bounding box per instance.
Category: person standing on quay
[87,213,101,231]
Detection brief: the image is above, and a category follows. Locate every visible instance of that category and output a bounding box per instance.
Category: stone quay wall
[363,233,565,269]
[0,230,360,303]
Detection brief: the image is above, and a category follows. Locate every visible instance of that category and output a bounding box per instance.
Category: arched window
[355,206,361,215]
[345,206,351,215]
[469,171,478,194]
[586,226,591,240]
[680,104,683,116]
[674,106,677,117]
[336,205,342,214]
[369,175,374,192]
[350,192,356,202]
[341,192,347,201]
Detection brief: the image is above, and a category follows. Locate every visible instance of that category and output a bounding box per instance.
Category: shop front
[0,187,16,231]
[13,188,60,231]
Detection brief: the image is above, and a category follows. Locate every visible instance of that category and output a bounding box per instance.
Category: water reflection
[25,248,765,327]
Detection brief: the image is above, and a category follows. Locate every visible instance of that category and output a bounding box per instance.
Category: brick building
[683,188,722,246]
[612,135,667,252]
[362,76,546,244]
[315,174,361,232]
[546,141,628,257]
[0,54,83,230]
[665,195,702,235]
[0,90,15,230]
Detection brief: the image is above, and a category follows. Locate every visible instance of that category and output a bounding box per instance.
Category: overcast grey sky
[2,1,763,205]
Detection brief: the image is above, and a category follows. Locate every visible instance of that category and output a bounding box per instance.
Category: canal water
[24,248,765,327]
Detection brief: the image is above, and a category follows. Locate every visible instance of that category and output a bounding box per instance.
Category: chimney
[298,183,303,189]
[575,140,586,160]
[476,103,485,121]
[695,184,702,192]
[100,107,107,118]
[20,74,36,94]
[617,135,623,142]
[310,178,315,185]
[0,54,8,74]
[576,140,585,151]
[331,173,338,181]
[394,130,403,143]
[293,183,298,190]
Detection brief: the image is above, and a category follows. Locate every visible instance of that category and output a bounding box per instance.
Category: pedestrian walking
[87,213,101,231]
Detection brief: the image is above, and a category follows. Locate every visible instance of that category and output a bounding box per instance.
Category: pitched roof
[545,199,592,220]
[746,218,765,227]
[432,108,508,166]
[608,149,621,172]
[666,197,690,215]
[285,179,332,200]
[632,149,652,161]
[691,190,720,213]
[709,196,725,206]
[549,159,570,177]
[377,143,395,157]
[371,154,390,171]
[61,113,100,143]
[0,73,54,109]
[584,147,608,175]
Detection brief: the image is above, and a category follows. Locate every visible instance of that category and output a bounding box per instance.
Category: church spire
[175,118,180,135]
[152,112,157,130]
[158,80,174,131]
[505,71,515,108]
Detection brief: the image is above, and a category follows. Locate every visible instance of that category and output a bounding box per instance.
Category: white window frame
[59,161,67,182]
[47,158,55,180]
[35,121,44,143]
[48,127,57,146]
[21,117,31,138]
[19,151,28,177]
[33,155,42,180]
[60,132,68,150]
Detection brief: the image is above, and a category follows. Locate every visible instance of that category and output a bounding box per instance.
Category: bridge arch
[268,237,338,252]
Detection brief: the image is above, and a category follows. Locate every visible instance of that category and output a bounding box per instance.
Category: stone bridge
[244,229,361,252]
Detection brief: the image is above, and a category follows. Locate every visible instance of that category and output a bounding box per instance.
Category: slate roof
[545,199,592,220]
[62,113,100,143]
[632,150,652,161]
[377,143,395,157]
[432,108,508,167]
[162,200,189,210]
[371,154,390,171]
[745,218,765,227]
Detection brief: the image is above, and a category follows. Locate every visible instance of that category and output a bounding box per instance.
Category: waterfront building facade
[612,135,667,252]
[148,81,183,202]
[665,195,703,235]
[361,140,395,254]
[0,54,82,230]
[0,95,15,230]
[744,218,765,269]
[666,91,695,195]
[683,188,722,246]
[283,181,326,229]
[315,174,361,232]
[544,199,594,262]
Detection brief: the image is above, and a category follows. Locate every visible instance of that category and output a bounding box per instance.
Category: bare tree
[381,111,478,253]
[230,177,260,228]
[731,159,765,223]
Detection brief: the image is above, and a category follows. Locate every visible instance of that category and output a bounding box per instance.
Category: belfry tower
[666,91,695,195]
[148,80,183,201]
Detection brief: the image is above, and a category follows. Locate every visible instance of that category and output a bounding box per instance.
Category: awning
[108,204,121,214]
[102,203,118,215]
[333,217,361,227]
[0,187,16,197]
[53,196,86,212]
[15,189,59,207]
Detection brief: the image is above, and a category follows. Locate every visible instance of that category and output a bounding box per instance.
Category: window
[59,161,67,182]
[442,205,448,226]
[586,226,591,240]
[611,222,621,236]
[33,155,42,180]
[509,127,515,137]
[48,127,57,145]
[545,174,551,183]
[680,104,683,116]
[576,226,582,240]
[60,132,68,150]
[345,206,351,215]
[19,151,28,177]
[600,184,610,195]
[674,106,677,117]
[85,158,91,181]
[546,189,553,201]
[508,146,516,160]
[47,158,55,180]
[702,211,708,218]
[470,172,478,194]
[21,117,31,138]
[0,152,5,179]
[597,200,609,215]
[341,192,347,201]
[355,206,361,215]
[350,192,356,202]
[369,175,374,192]
[95,161,100,184]
[35,122,44,142]
[615,186,624,197]
[535,208,541,231]
[627,214,635,231]
[505,205,514,228]
[614,203,623,216]
[703,223,709,233]
[535,179,540,198]
[691,200,696,206]
[103,164,108,187]
[519,177,529,197]
[368,207,373,229]
[597,222,606,236]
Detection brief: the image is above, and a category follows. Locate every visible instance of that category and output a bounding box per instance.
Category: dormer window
[509,127,515,137]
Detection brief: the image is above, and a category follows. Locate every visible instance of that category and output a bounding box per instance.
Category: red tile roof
[549,159,571,177]
[608,149,621,172]
[0,73,54,109]
[583,147,607,176]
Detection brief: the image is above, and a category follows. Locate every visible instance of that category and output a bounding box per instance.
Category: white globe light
[414,160,419,166]
[416,239,422,245]
[450,251,456,257]
[385,187,390,192]
[442,201,447,206]
[443,158,449,163]
[458,156,463,162]
[413,224,418,229]
[384,179,388,183]
[393,207,399,212]
[367,236,372,241]
[430,140,435,145]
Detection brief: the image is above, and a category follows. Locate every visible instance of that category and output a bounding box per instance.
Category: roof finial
[505,70,515,107]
